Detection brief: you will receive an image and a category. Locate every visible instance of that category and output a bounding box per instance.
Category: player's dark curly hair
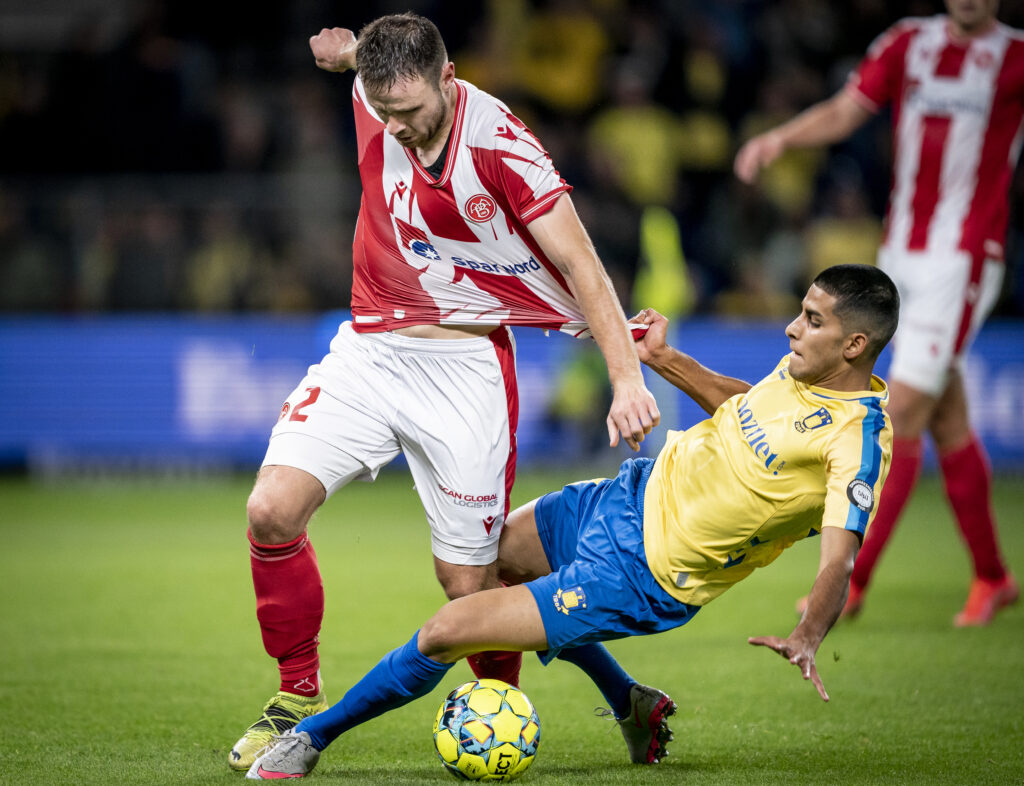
[812,264,900,361]
[356,13,448,94]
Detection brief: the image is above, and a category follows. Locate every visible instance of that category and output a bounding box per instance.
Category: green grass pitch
[1,469,1022,785]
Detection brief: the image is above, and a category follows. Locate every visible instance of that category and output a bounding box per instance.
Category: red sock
[466,650,522,688]
[940,434,1006,582]
[249,529,324,697]
[851,437,923,592]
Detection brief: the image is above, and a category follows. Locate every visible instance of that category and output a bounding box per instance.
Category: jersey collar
[405,81,467,188]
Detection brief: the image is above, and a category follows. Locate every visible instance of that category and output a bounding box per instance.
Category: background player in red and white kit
[229,13,661,770]
[734,0,1018,627]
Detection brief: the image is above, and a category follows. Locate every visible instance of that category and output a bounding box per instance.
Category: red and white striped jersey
[348,75,592,336]
[846,15,1024,261]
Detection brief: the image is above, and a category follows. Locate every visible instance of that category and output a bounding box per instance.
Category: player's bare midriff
[392,324,497,339]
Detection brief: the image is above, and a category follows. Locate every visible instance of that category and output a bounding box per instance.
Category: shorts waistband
[341,321,501,355]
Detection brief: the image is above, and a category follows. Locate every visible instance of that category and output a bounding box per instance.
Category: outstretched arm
[530,194,660,450]
[734,90,872,184]
[630,308,750,415]
[309,27,358,72]
[748,526,860,702]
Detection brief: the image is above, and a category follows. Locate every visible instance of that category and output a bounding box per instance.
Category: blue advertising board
[1,314,1022,472]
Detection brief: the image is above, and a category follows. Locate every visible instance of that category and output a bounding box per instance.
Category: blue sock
[555,643,634,719]
[296,631,453,750]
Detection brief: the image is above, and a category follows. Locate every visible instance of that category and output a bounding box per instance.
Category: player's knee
[886,398,930,438]
[438,573,486,600]
[436,562,495,600]
[418,611,462,662]
[929,415,971,452]
[886,382,939,438]
[928,400,971,450]
[496,554,530,586]
[246,490,305,544]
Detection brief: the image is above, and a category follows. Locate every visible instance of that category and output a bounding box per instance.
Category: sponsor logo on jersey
[437,483,499,508]
[847,479,875,512]
[794,406,833,432]
[736,398,783,473]
[905,79,987,119]
[452,255,542,276]
[394,217,444,262]
[553,586,587,615]
[464,193,497,223]
[410,239,441,261]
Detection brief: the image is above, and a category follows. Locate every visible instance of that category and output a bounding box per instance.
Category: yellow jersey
[643,355,891,605]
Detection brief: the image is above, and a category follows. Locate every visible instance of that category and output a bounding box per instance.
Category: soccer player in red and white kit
[734,0,1018,627]
[229,13,662,771]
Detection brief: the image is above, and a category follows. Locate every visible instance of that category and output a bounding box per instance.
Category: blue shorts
[525,458,700,664]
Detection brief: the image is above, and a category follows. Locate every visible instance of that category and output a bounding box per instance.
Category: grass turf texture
[0,470,1021,785]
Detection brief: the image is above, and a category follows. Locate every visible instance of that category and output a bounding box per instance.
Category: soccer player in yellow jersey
[247,264,901,779]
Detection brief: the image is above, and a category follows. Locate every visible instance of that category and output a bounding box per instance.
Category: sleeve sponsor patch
[846,479,875,512]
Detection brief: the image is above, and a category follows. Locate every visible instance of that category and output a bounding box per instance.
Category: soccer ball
[432,679,541,781]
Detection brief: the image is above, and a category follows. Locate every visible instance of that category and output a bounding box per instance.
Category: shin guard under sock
[467,650,523,688]
[940,434,1007,582]
[296,631,453,749]
[249,529,324,696]
[555,643,634,719]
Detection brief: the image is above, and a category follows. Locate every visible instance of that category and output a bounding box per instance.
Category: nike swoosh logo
[256,765,302,779]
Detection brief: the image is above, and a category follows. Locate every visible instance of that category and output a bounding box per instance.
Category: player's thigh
[419,585,549,662]
[496,477,608,585]
[398,348,515,569]
[496,499,553,586]
[264,323,404,495]
[434,557,500,600]
[881,252,1002,397]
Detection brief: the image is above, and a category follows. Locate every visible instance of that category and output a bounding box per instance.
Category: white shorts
[263,322,518,566]
[878,247,1003,396]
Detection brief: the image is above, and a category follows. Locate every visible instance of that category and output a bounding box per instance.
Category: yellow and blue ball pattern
[433,679,541,781]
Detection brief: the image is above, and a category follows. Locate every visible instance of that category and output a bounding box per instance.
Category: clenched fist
[310,27,357,72]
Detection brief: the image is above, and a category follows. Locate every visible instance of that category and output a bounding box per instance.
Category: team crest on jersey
[464,193,497,223]
[794,406,833,433]
[553,586,587,615]
[847,479,874,512]
[278,402,291,421]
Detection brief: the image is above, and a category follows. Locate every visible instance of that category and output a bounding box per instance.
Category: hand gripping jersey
[349,75,592,336]
[643,356,892,606]
[846,15,1024,263]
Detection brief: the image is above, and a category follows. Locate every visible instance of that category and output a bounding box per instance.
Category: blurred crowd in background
[3,0,1024,319]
